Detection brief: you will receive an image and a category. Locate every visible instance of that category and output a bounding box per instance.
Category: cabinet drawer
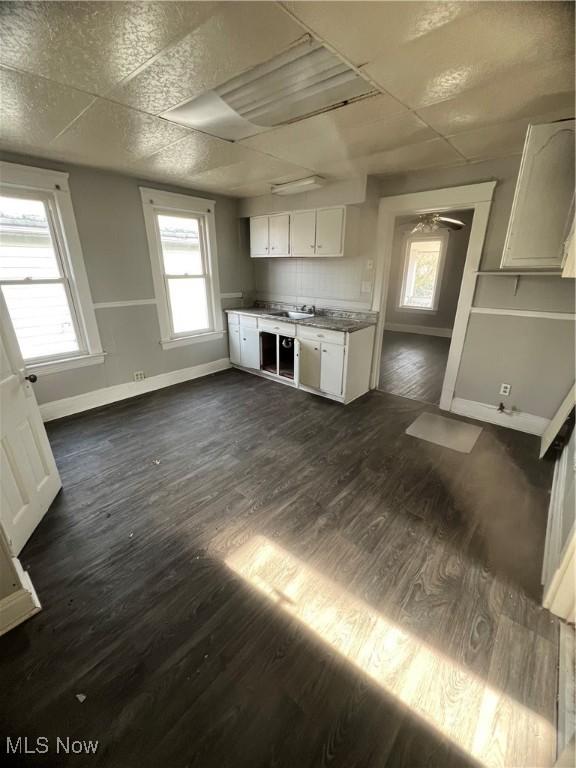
[297,326,345,346]
[227,312,239,326]
[239,314,258,329]
[259,318,296,336]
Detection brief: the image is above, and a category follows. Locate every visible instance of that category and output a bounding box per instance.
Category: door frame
[370,182,496,410]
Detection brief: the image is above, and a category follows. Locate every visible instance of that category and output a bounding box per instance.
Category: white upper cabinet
[268,214,290,256]
[250,213,289,257]
[291,210,317,256]
[250,216,269,257]
[501,120,575,270]
[249,206,345,258]
[315,207,344,256]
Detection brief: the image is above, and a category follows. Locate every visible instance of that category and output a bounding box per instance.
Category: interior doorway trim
[371,182,497,410]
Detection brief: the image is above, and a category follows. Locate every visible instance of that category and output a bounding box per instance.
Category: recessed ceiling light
[162,37,376,141]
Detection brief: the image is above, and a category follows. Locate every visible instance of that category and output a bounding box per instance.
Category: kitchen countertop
[225,307,377,333]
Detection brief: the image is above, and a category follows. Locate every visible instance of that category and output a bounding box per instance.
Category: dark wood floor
[0,370,559,767]
[379,331,451,404]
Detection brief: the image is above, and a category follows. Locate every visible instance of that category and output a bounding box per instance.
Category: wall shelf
[476,271,562,276]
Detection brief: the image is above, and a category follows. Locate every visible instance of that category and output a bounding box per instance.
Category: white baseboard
[0,558,41,637]
[450,397,550,436]
[385,323,453,338]
[40,358,231,422]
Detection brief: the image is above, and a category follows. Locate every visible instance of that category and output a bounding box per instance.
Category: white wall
[0,151,255,406]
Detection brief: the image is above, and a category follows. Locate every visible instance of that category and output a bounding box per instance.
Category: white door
[320,342,345,396]
[240,328,261,369]
[291,211,316,256]
[269,214,290,256]
[250,216,269,257]
[299,339,321,389]
[315,208,344,256]
[229,325,241,365]
[0,294,61,555]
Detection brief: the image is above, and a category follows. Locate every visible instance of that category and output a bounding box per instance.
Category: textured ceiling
[0,1,573,198]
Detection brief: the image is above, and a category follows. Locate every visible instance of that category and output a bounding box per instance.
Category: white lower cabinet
[299,338,321,389]
[229,325,241,365]
[319,343,344,396]
[227,312,374,404]
[240,328,260,369]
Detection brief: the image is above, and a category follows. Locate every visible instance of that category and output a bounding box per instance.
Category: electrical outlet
[133,371,146,382]
[499,383,511,396]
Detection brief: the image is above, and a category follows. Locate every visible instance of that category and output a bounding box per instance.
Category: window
[399,232,448,312]
[0,162,102,371]
[140,188,222,349]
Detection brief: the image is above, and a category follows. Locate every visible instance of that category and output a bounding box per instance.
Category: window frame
[0,161,104,373]
[140,187,223,350]
[398,230,449,314]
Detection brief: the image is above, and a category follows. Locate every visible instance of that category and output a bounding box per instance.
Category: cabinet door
[291,210,316,256]
[229,325,241,365]
[315,207,344,257]
[299,338,321,389]
[320,342,345,396]
[250,216,269,257]
[240,328,261,369]
[269,213,290,256]
[501,121,575,269]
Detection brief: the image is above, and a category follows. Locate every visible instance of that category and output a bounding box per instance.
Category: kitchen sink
[269,310,315,320]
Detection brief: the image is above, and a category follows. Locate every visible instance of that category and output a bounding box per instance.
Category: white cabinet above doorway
[249,206,345,258]
[501,120,575,271]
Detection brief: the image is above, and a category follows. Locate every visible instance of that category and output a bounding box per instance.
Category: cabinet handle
[310,244,315,248]
[314,347,318,351]
[271,246,275,250]
[317,244,323,249]
[317,334,324,338]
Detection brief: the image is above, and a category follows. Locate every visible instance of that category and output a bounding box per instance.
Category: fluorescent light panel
[163,38,376,140]
[271,176,325,195]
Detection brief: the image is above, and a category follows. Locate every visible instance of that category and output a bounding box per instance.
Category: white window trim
[0,161,103,371]
[398,230,449,314]
[140,187,223,350]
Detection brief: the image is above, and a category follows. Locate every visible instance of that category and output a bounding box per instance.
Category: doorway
[378,209,473,405]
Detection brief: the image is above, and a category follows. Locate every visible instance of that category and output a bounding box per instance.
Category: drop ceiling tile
[319,138,464,178]
[242,110,435,171]
[110,2,306,116]
[283,1,476,67]
[49,99,191,168]
[416,57,575,136]
[447,120,530,161]
[133,132,253,180]
[362,2,574,109]
[0,66,94,147]
[188,156,313,191]
[241,94,407,150]
[0,1,218,94]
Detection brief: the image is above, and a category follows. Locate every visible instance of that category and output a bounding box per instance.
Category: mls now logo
[5,736,99,755]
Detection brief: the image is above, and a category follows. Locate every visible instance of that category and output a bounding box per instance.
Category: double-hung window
[140,188,222,349]
[0,162,102,371]
[399,231,448,312]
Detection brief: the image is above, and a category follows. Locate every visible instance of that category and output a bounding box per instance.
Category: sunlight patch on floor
[226,535,555,768]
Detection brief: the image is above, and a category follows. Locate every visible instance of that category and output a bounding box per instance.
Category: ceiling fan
[411,213,466,233]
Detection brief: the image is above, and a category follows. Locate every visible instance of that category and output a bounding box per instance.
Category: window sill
[397,305,438,314]
[26,352,106,376]
[160,331,225,350]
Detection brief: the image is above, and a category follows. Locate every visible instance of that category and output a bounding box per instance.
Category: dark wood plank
[378,330,451,404]
[0,370,558,767]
